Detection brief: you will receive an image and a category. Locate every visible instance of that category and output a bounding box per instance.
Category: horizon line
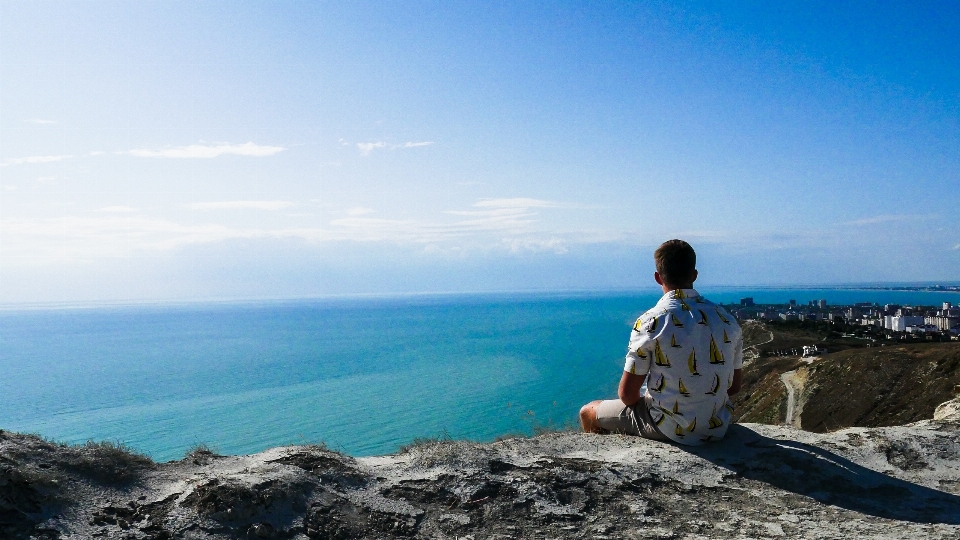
[2,282,959,312]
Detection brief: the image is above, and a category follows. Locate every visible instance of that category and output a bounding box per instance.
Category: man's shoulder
[632,306,669,333]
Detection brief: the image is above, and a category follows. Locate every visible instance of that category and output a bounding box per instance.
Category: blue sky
[1,1,958,303]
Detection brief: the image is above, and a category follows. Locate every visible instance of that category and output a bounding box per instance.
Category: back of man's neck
[661,284,694,293]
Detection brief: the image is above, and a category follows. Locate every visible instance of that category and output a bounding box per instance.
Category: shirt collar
[658,288,700,304]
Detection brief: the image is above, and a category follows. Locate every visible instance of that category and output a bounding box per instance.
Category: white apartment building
[926,316,960,331]
[884,315,924,331]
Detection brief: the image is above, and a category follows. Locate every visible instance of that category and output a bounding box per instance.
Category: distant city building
[818,299,827,309]
[926,316,960,331]
[740,297,754,306]
[780,312,800,322]
[885,315,924,332]
[945,302,953,310]
[789,299,797,307]
[906,324,939,334]
[802,345,827,357]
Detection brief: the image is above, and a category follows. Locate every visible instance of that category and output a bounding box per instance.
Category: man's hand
[618,370,646,406]
[728,368,743,395]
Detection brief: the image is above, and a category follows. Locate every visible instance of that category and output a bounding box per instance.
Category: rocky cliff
[3,413,960,540]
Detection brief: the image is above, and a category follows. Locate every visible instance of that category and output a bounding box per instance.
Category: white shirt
[625,288,743,445]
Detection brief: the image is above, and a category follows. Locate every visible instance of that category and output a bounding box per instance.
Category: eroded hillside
[799,343,960,432]
[732,321,960,432]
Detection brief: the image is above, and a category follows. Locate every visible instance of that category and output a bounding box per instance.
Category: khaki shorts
[595,395,669,441]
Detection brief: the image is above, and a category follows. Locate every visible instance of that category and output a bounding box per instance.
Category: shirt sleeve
[624,318,654,376]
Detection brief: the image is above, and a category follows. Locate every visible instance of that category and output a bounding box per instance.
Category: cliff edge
[3,415,960,540]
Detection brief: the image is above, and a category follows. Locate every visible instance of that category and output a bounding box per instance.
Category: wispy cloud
[326,198,572,247]
[25,119,57,125]
[357,141,434,156]
[96,206,140,213]
[0,216,272,262]
[844,214,937,226]
[186,201,295,211]
[128,142,285,159]
[0,198,593,264]
[0,154,73,167]
[473,198,566,209]
[357,142,387,156]
[500,237,569,254]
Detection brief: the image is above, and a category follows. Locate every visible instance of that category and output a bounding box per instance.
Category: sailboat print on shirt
[705,373,721,395]
[723,329,732,344]
[697,309,709,325]
[687,350,701,376]
[716,308,730,324]
[670,334,682,348]
[708,404,724,429]
[709,335,725,364]
[678,378,690,396]
[671,313,684,327]
[654,340,671,367]
[653,374,665,392]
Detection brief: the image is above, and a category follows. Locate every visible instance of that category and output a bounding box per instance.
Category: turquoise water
[1,288,956,460]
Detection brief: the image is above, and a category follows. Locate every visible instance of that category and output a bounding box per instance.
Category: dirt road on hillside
[743,324,774,367]
[780,370,800,427]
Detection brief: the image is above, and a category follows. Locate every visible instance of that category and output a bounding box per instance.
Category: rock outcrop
[3,416,960,540]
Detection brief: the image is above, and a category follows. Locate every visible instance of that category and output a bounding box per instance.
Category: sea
[1,287,957,461]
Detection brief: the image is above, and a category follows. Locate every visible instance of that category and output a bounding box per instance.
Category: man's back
[626,288,742,445]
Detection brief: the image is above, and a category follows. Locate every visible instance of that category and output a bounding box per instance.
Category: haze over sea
[1,287,957,461]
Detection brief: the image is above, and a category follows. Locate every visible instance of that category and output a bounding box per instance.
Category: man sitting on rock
[580,239,743,445]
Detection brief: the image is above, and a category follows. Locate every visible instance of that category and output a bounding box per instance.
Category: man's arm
[618,371,646,406]
[727,368,743,395]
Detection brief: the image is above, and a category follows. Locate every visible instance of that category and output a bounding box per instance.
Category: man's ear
[691,269,698,284]
[654,272,664,286]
